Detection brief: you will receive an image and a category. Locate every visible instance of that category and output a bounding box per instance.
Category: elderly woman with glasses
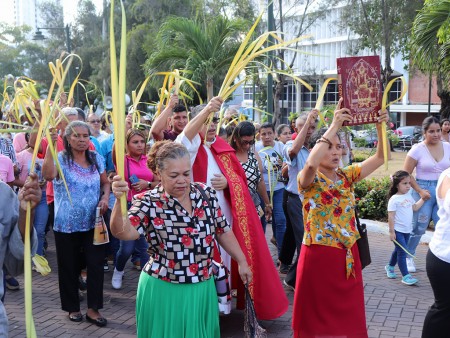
[229,121,272,220]
[87,112,108,142]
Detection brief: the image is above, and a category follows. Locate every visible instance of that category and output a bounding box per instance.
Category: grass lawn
[353,149,408,179]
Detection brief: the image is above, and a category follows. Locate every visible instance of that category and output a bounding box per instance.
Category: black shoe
[103,261,110,272]
[86,314,107,327]
[279,263,290,274]
[68,312,83,322]
[283,279,295,292]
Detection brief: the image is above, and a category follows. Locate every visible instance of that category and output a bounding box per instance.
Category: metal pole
[65,25,72,91]
[428,72,432,116]
[267,0,274,123]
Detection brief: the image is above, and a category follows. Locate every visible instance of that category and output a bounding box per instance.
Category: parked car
[395,126,422,150]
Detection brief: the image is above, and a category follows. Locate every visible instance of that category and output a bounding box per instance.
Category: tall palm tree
[410,0,450,117]
[145,16,245,102]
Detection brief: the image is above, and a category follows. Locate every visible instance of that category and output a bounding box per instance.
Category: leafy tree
[410,0,450,118]
[270,0,329,126]
[146,16,246,102]
[339,0,423,84]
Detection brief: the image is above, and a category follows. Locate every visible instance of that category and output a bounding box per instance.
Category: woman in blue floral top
[110,141,252,338]
[292,98,390,338]
[42,121,110,326]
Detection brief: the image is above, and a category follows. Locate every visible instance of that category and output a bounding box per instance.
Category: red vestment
[193,136,288,320]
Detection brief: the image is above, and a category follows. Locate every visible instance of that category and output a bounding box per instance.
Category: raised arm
[150,95,179,141]
[298,99,352,189]
[182,97,223,142]
[288,109,318,159]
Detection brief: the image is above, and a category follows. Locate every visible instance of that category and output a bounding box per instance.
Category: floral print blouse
[128,183,231,284]
[299,163,362,278]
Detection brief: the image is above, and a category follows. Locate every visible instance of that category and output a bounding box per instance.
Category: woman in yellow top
[292,98,390,338]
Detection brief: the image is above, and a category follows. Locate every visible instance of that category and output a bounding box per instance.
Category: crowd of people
[0,95,450,338]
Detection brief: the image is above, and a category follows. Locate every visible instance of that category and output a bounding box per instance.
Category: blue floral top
[53,151,105,233]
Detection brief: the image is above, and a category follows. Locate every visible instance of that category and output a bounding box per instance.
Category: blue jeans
[267,188,286,257]
[115,235,149,272]
[408,179,439,255]
[34,191,49,256]
[389,231,410,276]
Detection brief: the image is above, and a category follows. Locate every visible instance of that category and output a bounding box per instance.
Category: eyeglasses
[240,139,255,146]
[89,120,101,124]
[204,117,220,125]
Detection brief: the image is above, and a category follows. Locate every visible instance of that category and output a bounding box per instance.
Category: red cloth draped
[192,136,288,320]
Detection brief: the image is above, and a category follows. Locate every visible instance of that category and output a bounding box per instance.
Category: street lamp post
[32,25,72,86]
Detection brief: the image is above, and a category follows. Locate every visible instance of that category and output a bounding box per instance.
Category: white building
[243,1,440,125]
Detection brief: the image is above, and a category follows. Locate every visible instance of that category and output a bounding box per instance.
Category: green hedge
[354,176,390,221]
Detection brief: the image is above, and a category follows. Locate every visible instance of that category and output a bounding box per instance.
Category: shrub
[353,137,367,148]
[354,176,390,221]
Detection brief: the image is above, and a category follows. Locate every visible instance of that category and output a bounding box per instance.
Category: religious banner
[337,56,382,126]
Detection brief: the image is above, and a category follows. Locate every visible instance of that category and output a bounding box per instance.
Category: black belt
[286,191,299,197]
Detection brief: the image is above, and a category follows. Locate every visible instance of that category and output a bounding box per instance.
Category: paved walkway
[5,225,432,337]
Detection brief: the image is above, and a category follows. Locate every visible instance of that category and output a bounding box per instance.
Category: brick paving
[5,226,432,337]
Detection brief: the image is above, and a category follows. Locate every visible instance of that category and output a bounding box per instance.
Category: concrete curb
[361,218,433,244]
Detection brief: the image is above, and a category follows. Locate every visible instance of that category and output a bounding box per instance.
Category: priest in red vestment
[175,97,288,320]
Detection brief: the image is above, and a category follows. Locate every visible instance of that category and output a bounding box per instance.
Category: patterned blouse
[299,163,362,278]
[241,151,260,193]
[128,183,231,284]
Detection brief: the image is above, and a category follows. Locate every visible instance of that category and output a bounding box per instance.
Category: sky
[62,0,104,24]
[0,0,104,27]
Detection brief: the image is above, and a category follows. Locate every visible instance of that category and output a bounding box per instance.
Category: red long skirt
[292,244,368,338]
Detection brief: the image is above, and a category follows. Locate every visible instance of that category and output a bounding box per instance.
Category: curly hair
[147,141,189,173]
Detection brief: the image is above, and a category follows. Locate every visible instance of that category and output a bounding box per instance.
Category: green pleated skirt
[136,272,220,338]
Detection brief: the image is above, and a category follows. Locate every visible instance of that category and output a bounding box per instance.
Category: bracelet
[321,136,332,144]
[316,137,332,146]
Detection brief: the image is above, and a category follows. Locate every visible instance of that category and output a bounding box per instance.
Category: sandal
[68,312,83,322]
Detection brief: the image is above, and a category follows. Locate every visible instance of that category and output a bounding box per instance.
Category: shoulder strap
[195,183,214,217]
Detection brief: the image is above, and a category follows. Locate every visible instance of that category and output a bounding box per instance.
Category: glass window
[324,80,339,105]
[388,79,402,103]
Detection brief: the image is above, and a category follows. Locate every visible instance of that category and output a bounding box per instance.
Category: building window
[243,86,253,100]
[324,80,338,105]
[300,80,319,109]
[389,79,402,103]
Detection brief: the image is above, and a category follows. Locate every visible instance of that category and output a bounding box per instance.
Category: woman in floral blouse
[292,98,390,338]
[110,141,252,338]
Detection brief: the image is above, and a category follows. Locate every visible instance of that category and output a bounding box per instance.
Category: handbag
[355,207,371,269]
[244,284,267,338]
[93,207,110,245]
[195,183,232,304]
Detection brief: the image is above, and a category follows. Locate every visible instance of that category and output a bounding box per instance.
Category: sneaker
[402,274,418,286]
[283,279,295,292]
[112,269,124,289]
[385,265,397,279]
[103,261,110,272]
[406,257,416,273]
[5,276,19,290]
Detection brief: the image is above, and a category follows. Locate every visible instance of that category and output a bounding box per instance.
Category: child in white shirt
[385,170,426,285]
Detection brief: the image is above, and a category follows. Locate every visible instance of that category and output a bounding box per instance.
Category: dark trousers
[422,249,450,338]
[279,190,296,265]
[284,192,304,286]
[54,230,105,313]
